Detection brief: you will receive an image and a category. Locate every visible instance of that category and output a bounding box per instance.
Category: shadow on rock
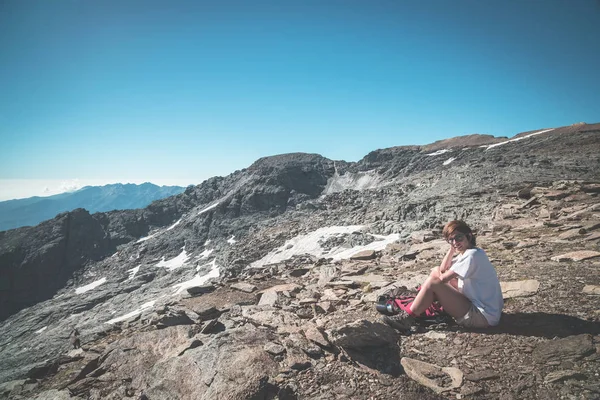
[345,344,402,377]
[480,312,600,338]
[326,320,402,377]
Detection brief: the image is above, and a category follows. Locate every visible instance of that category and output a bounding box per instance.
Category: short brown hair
[443,220,476,246]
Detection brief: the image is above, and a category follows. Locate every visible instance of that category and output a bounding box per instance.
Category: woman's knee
[424,273,442,287]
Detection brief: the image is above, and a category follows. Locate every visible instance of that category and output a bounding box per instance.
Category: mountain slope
[0,123,599,399]
[0,183,186,231]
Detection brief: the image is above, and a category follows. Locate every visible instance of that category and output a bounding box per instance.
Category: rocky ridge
[0,123,599,399]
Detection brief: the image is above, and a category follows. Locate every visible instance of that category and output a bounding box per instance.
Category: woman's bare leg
[410,268,472,319]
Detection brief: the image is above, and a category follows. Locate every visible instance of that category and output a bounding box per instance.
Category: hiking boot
[381,310,415,331]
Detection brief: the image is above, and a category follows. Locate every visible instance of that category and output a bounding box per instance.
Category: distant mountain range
[0,183,186,231]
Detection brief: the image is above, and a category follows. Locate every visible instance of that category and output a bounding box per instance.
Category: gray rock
[349,250,377,260]
[153,309,195,328]
[401,357,463,394]
[286,349,312,371]
[289,268,310,277]
[544,370,586,384]
[258,291,279,306]
[0,379,27,397]
[551,250,600,262]
[189,305,221,320]
[410,230,436,243]
[200,319,219,334]
[186,285,215,296]
[304,325,330,348]
[557,229,584,240]
[34,389,78,399]
[231,282,257,293]
[533,334,595,363]
[318,265,338,286]
[327,320,398,349]
[264,342,286,356]
[465,370,500,382]
[500,280,540,299]
[582,285,600,295]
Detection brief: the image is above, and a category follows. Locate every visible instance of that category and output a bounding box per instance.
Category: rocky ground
[0,124,599,399]
[1,180,599,400]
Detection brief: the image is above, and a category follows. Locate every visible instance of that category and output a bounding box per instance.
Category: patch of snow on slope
[250,225,400,268]
[156,247,189,270]
[198,249,213,259]
[75,277,107,294]
[166,218,182,231]
[323,171,381,195]
[227,236,237,244]
[137,218,183,243]
[136,230,160,243]
[106,300,156,324]
[426,149,451,156]
[483,128,554,150]
[127,266,140,281]
[443,157,456,165]
[35,326,47,334]
[329,233,400,260]
[198,202,219,216]
[173,259,220,294]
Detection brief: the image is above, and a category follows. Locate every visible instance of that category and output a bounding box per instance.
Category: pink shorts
[455,304,490,329]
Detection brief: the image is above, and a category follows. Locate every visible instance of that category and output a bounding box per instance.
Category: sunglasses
[446,233,466,243]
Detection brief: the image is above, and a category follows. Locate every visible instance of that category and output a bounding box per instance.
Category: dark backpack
[375,286,446,319]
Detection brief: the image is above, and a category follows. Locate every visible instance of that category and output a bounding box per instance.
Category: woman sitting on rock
[384,220,503,330]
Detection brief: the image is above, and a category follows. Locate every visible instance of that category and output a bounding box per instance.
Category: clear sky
[1,0,599,200]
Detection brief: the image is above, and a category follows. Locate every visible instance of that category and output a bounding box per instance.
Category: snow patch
[166,218,182,231]
[198,202,219,216]
[329,233,400,260]
[35,326,47,334]
[127,266,140,280]
[156,247,189,271]
[136,230,160,243]
[75,277,107,294]
[250,225,399,268]
[106,300,156,324]
[483,129,554,150]
[136,218,182,243]
[227,236,237,244]
[323,170,381,195]
[173,259,220,294]
[443,157,456,165]
[198,249,214,259]
[426,149,451,156]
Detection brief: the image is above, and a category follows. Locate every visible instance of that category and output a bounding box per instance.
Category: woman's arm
[440,270,459,283]
[438,246,455,275]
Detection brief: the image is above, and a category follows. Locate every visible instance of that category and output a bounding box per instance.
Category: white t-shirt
[450,248,503,326]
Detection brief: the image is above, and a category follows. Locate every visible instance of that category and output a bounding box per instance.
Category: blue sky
[1,0,599,198]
